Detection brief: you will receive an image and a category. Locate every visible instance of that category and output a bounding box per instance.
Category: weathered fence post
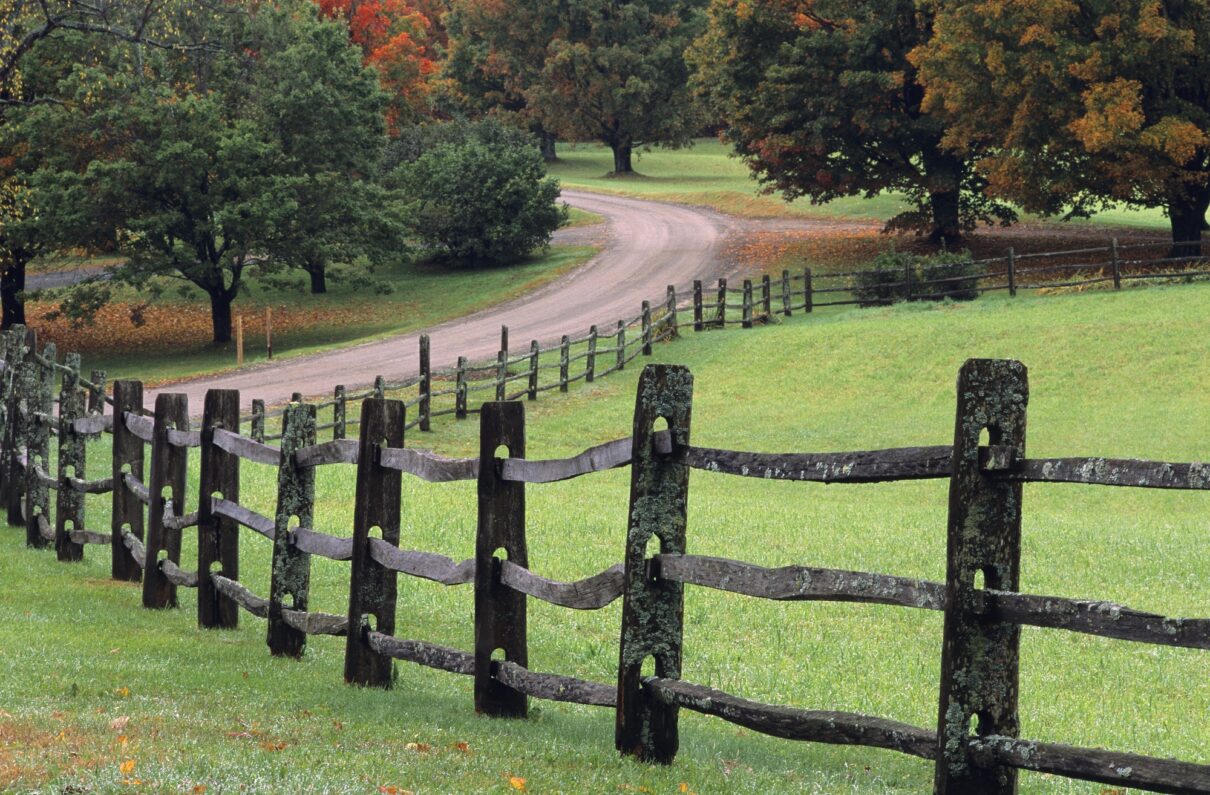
[559,336,570,393]
[111,380,145,582]
[586,325,598,383]
[693,280,704,331]
[527,340,539,400]
[742,279,753,329]
[55,353,85,562]
[904,261,915,301]
[934,358,1027,795]
[198,389,241,629]
[665,285,678,338]
[455,357,468,419]
[616,364,693,764]
[761,274,772,320]
[269,401,317,656]
[334,384,347,440]
[419,335,431,432]
[642,301,653,355]
[373,375,386,400]
[615,320,626,371]
[251,399,265,443]
[0,328,22,514]
[8,328,35,528]
[87,370,106,415]
[803,268,813,313]
[344,397,405,687]
[1006,248,1017,298]
[782,270,792,316]
[475,401,528,717]
[1110,238,1122,290]
[25,341,55,549]
[715,278,727,327]
[496,350,507,401]
[142,393,189,609]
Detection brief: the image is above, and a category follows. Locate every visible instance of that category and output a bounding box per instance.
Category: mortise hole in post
[491,647,507,663]
[492,546,509,562]
[973,569,985,590]
[120,463,133,476]
[969,713,980,736]
[978,427,990,448]
[367,525,383,540]
[494,444,510,460]
[640,656,656,679]
[645,535,661,560]
[208,560,224,575]
[156,549,169,563]
[652,416,669,435]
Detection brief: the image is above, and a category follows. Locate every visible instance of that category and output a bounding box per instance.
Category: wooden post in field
[1006,248,1017,297]
[527,340,539,400]
[111,380,145,582]
[198,389,240,629]
[0,328,23,518]
[142,393,189,609]
[665,285,678,338]
[373,375,386,400]
[616,365,692,764]
[87,370,106,415]
[716,278,727,327]
[269,401,316,656]
[762,274,772,320]
[475,401,528,717]
[741,279,753,329]
[1110,238,1122,290]
[496,325,508,401]
[266,308,273,360]
[559,336,570,393]
[803,268,813,313]
[235,315,244,367]
[934,359,1027,795]
[782,270,792,316]
[419,335,431,432]
[693,280,703,331]
[7,327,34,528]
[251,399,265,443]
[25,341,54,550]
[642,301,653,355]
[586,326,598,383]
[615,320,625,371]
[344,397,404,687]
[55,353,85,562]
[333,385,347,440]
[455,357,468,419]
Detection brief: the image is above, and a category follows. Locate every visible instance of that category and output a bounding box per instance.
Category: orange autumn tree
[316,0,440,128]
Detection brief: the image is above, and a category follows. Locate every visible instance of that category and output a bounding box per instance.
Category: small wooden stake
[235,315,244,367]
[804,267,813,313]
[419,335,431,432]
[251,399,265,443]
[742,279,753,328]
[198,389,240,629]
[716,278,727,327]
[527,340,539,400]
[1110,238,1122,290]
[762,274,772,319]
[782,270,792,316]
[586,325,598,383]
[665,285,678,338]
[693,280,703,331]
[266,308,273,360]
[1007,248,1017,297]
[559,336,570,393]
[333,385,347,440]
[455,357,468,419]
[642,301,653,355]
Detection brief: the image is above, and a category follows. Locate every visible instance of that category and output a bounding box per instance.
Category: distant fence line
[1,335,1209,793]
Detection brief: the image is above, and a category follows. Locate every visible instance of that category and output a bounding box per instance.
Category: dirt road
[148,190,738,410]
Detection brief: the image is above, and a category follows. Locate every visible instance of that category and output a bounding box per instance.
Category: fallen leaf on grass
[109,716,129,731]
[114,687,130,699]
[378,786,414,795]
[119,759,135,775]
[259,741,287,752]
[453,741,470,754]
[404,742,431,753]
[509,776,526,791]
[191,786,207,794]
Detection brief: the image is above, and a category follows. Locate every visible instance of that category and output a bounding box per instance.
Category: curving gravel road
[147,190,740,410]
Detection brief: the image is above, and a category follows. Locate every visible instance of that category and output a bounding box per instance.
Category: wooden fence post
[934,358,1028,795]
[616,320,626,371]
[374,375,386,400]
[0,327,22,516]
[142,393,189,609]
[87,370,106,415]
[1110,238,1122,290]
[616,364,693,764]
[527,340,539,400]
[693,280,703,331]
[1006,248,1017,298]
[419,335,431,432]
[344,397,405,687]
[586,326,598,383]
[559,336,570,393]
[198,389,241,629]
[804,267,813,313]
[762,274,772,320]
[455,357,468,419]
[782,270,792,316]
[475,401,528,717]
[25,341,55,550]
[8,327,35,529]
[742,279,753,328]
[55,353,85,562]
[642,301,653,355]
[251,399,265,443]
[905,261,915,301]
[334,385,347,440]
[111,380,145,582]
[716,278,727,327]
[496,350,507,401]
[269,401,317,656]
[665,285,678,338]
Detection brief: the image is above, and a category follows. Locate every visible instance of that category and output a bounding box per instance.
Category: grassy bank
[2,281,1207,792]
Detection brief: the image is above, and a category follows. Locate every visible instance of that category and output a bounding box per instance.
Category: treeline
[3,1,1209,340]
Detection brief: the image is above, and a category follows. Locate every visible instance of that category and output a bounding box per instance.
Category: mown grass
[2,282,1209,793]
[550,139,1173,232]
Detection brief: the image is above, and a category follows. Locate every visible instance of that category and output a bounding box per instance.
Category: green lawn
[550,139,1174,232]
[3,283,1209,792]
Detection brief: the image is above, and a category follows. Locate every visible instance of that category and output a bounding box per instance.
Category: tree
[688,0,1014,242]
[912,0,1210,255]
[23,1,396,343]
[389,121,567,264]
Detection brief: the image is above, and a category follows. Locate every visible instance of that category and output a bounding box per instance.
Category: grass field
[550,139,1173,232]
[2,281,1208,793]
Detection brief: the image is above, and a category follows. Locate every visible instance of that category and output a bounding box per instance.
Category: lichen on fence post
[716,278,727,327]
[55,353,85,562]
[0,328,22,515]
[250,399,265,443]
[642,301,653,355]
[586,325,598,383]
[742,279,753,329]
[559,336,570,393]
[934,358,1028,795]
[344,397,404,688]
[615,320,625,371]
[475,401,528,717]
[693,280,703,331]
[419,335,431,432]
[269,401,317,656]
[333,385,347,440]
[198,389,241,630]
[665,285,678,338]
[616,364,693,764]
[455,357,468,419]
[111,380,145,582]
[25,341,55,550]
[527,340,539,400]
[781,270,792,316]
[142,393,189,609]
[373,375,386,400]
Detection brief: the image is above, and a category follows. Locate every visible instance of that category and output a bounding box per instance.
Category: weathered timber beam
[498,560,624,610]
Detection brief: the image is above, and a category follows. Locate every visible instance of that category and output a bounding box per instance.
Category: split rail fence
[1,323,1208,793]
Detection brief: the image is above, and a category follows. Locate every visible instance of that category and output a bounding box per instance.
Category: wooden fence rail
[0,340,1208,792]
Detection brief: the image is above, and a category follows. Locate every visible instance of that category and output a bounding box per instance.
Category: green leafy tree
[689,0,1014,242]
[912,0,1210,255]
[390,122,567,264]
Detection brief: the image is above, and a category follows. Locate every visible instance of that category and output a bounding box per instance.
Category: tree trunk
[539,131,557,163]
[209,290,233,345]
[928,188,962,245]
[1,257,27,329]
[1166,187,1209,258]
[308,261,327,294]
[611,141,634,174]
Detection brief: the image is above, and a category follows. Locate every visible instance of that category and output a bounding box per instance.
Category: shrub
[851,248,982,306]
[390,133,567,266]
[852,249,915,306]
[917,251,982,301]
